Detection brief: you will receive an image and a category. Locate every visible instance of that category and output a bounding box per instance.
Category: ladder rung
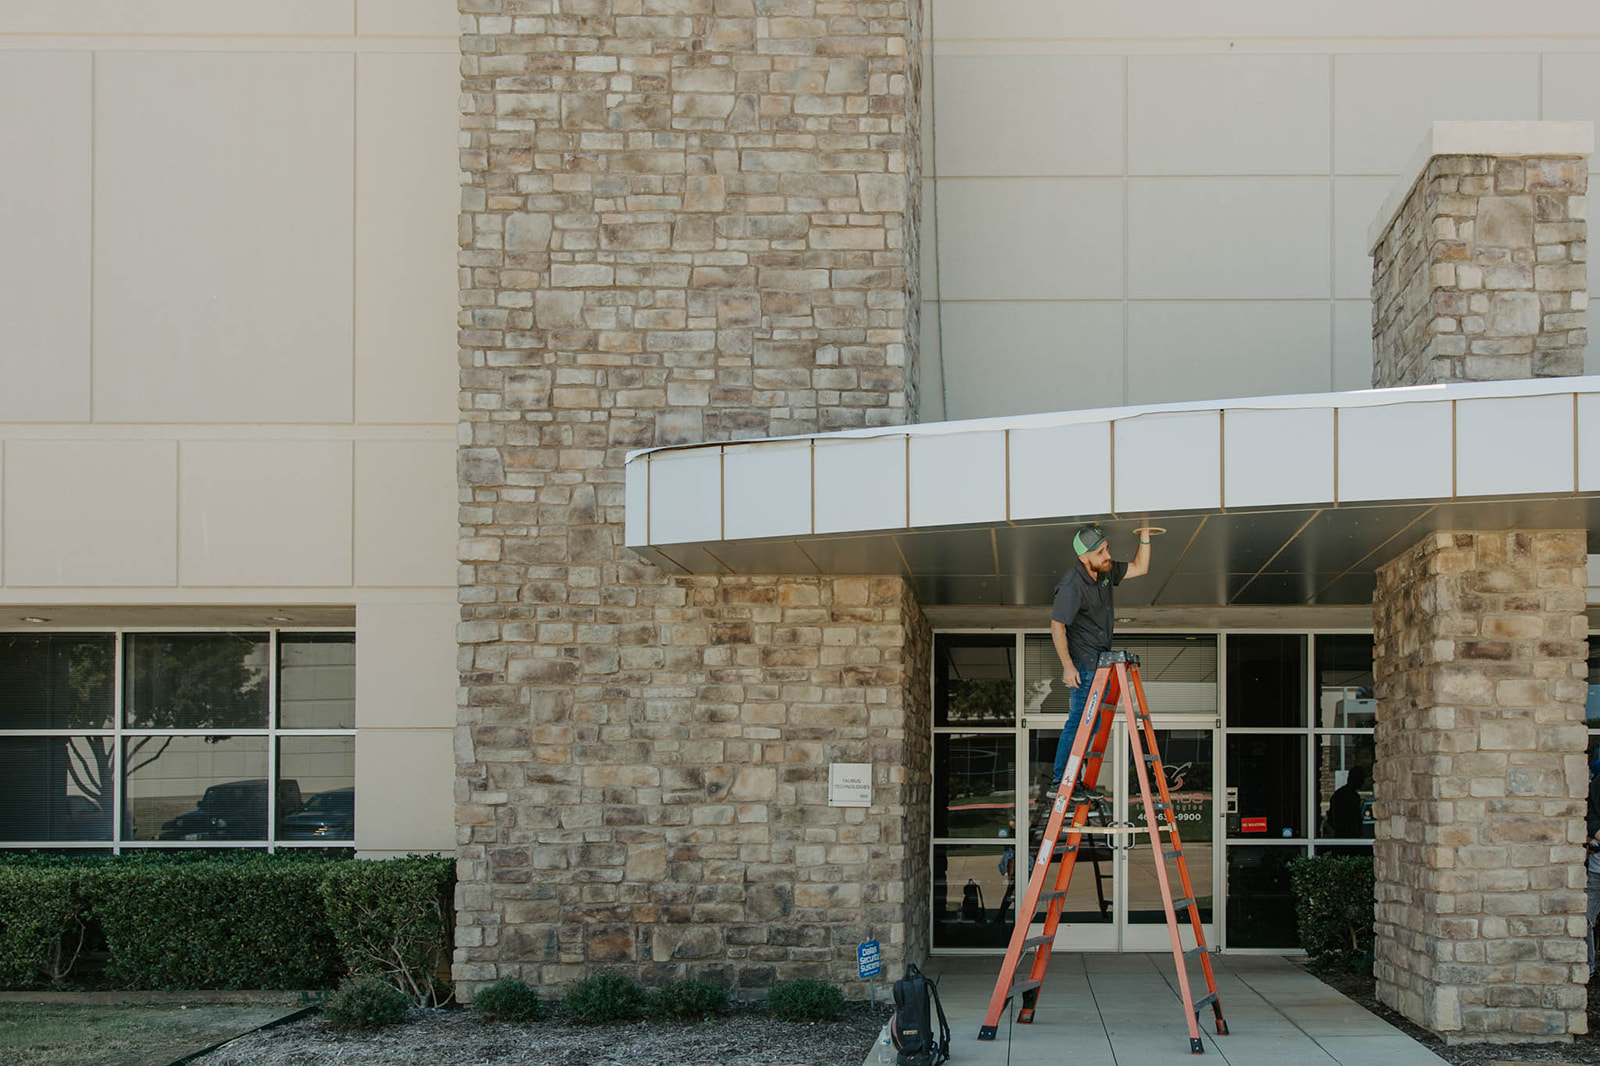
[1192,992,1219,1013]
[1183,945,1208,961]
[1171,897,1196,910]
[1011,978,1042,996]
[1153,801,1172,812]
[1039,890,1065,901]
[1163,848,1183,859]
[1023,935,1052,950]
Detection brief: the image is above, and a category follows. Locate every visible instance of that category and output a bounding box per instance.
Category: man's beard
[1092,556,1114,575]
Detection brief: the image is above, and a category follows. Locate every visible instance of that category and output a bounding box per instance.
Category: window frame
[0,626,355,853]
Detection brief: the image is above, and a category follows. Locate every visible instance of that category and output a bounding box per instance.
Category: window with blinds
[0,630,354,851]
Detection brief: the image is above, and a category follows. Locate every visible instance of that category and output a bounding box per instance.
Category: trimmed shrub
[766,978,844,1022]
[80,858,340,990]
[323,974,410,1028]
[564,973,649,1023]
[651,979,728,1020]
[0,866,89,987]
[1288,854,1376,972]
[474,978,544,1022]
[320,855,455,1006]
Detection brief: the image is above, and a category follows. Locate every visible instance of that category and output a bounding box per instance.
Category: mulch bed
[1308,965,1600,1066]
[195,1001,887,1066]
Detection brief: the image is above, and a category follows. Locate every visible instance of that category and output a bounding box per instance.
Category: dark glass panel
[1226,734,1306,839]
[933,733,1015,839]
[932,843,1015,949]
[1226,634,1307,728]
[124,735,269,841]
[1226,845,1306,948]
[1316,634,1375,729]
[1316,733,1376,839]
[0,634,114,729]
[0,736,113,841]
[277,736,354,842]
[124,633,268,730]
[934,634,1014,727]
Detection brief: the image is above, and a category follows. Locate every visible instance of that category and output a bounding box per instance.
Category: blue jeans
[1051,648,1104,784]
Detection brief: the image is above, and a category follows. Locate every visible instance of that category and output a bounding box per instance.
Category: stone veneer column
[1373,532,1590,1039]
[453,0,927,998]
[1371,128,1588,387]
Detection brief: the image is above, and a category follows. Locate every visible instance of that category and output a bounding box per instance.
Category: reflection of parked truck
[158,778,301,841]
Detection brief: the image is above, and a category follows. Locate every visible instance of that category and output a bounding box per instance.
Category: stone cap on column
[1367,120,1594,253]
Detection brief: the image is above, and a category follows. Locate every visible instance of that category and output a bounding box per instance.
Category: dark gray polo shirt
[1050,559,1128,657]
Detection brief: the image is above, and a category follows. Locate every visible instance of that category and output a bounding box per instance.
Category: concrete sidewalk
[866,954,1449,1066]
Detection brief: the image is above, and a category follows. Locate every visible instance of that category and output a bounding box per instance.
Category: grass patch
[0,1003,292,1066]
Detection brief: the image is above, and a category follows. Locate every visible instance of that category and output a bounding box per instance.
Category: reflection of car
[278,787,355,840]
[158,779,301,841]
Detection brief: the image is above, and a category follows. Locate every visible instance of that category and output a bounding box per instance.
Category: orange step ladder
[976,650,1229,1055]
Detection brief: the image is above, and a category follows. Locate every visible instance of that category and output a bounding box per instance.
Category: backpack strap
[929,974,952,1065]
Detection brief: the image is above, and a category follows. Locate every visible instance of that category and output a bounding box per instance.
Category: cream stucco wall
[0,0,459,855]
[919,0,1600,420]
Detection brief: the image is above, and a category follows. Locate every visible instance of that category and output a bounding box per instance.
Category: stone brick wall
[1372,531,1589,1039]
[454,0,925,996]
[1372,155,1587,387]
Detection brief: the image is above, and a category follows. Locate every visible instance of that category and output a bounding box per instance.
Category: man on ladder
[1047,523,1154,801]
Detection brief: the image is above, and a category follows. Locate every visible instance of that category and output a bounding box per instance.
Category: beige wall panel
[1127,302,1330,404]
[931,2,1600,42]
[1128,54,1329,176]
[1542,53,1600,174]
[936,178,1123,299]
[940,301,1123,418]
[354,440,455,587]
[0,1,352,35]
[355,53,460,425]
[1332,177,1394,300]
[355,728,453,852]
[355,600,456,729]
[179,440,352,587]
[932,54,1123,176]
[0,52,91,422]
[1333,53,1539,175]
[357,0,457,37]
[94,53,354,423]
[1128,178,1330,299]
[1332,300,1375,392]
[3,440,176,587]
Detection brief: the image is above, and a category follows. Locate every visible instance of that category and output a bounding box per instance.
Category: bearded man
[1047,523,1153,799]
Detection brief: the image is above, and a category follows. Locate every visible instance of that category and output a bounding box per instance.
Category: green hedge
[84,859,340,990]
[1287,854,1375,972]
[321,856,455,1006]
[0,852,452,994]
[0,866,88,988]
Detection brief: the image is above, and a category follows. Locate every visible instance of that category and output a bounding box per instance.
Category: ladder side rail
[1126,665,1222,1030]
[1122,664,1205,1048]
[1017,665,1122,1023]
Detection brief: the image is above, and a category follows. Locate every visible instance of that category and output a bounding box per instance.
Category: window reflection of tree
[115,635,268,833]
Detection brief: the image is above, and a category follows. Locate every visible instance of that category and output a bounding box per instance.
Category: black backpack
[960,879,984,922]
[891,963,951,1066]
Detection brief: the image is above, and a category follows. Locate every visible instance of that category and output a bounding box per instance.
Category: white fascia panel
[1224,407,1335,510]
[1576,394,1600,493]
[724,439,812,541]
[1008,422,1111,522]
[647,448,722,545]
[909,430,1006,528]
[1337,401,1453,503]
[814,435,907,535]
[624,456,649,547]
[1114,411,1222,514]
[1456,394,1573,497]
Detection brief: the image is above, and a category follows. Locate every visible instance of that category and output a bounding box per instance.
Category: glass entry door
[1023,716,1217,951]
